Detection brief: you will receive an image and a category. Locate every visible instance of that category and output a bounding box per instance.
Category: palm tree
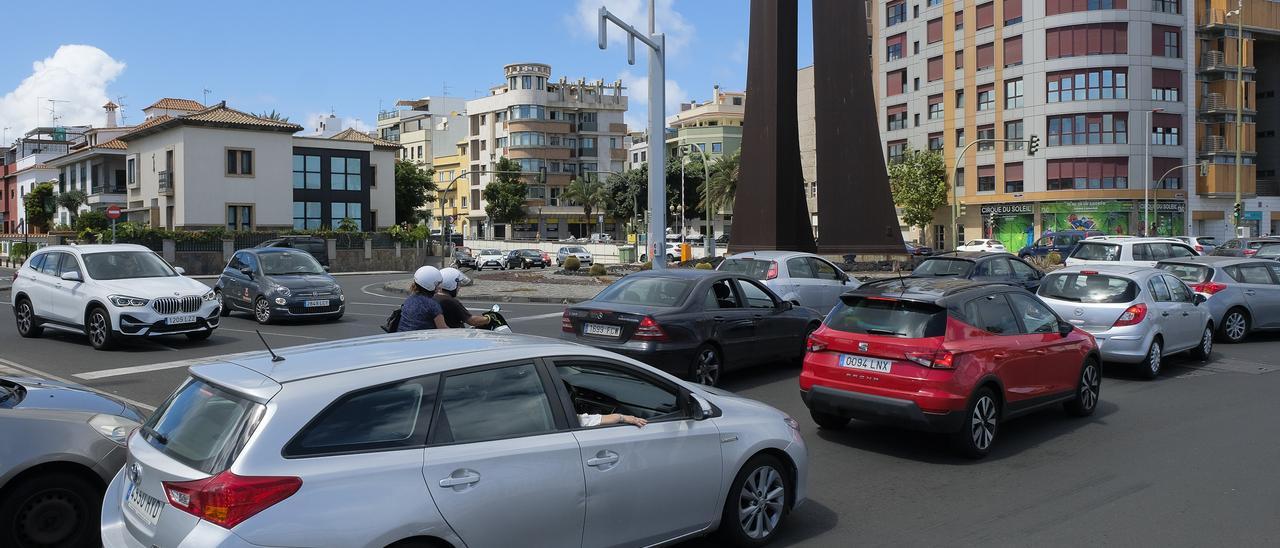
[255,109,290,122]
[563,177,608,236]
[699,150,740,214]
[55,190,87,227]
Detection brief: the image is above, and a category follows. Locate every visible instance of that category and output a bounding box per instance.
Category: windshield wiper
[141,425,169,445]
[0,386,17,405]
[865,328,906,336]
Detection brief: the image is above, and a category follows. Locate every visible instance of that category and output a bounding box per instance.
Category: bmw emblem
[858,342,869,352]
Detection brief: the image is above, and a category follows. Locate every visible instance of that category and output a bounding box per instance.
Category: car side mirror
[1194,293,1207,306]
[173,266,185,275]
[240,267,253,278]
[782,301,795,310]
[1057,321,1073,338]
[322,265,331,272]
[688,393,713,421]
[60,271,82,282]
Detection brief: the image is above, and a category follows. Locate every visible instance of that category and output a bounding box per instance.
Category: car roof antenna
[255,330,286,362]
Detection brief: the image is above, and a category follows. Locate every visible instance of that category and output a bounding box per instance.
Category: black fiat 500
[216,248,345,324]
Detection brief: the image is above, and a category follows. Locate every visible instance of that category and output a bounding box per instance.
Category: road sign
[106,205,122,220]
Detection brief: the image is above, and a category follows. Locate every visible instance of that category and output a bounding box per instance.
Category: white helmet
[413,266,443,291]
[440,267,469,291]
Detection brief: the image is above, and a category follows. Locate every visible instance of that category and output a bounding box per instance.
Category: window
[510,132,545,146]
[886,33,906,62]
[293,155,320,189]
[955,50,964,70]
[977,85,995,111]
[226,205,252,231]
[1152,124,1180,146]
[914,41,920,55]
[887,105,908,131]
[737,280,776,309]
[434,364,555,444]
[127,157,136,186]
[1005,120,1024,150]
[1046,0,1125,14]
[1005,78,1024,109]
[1045,23,1128,59]
[1007,292,1059,334]
[1151,69,1181,101]
[521,75,532,89]
[956,128,966,148]
[955,168,964,188]
[1155,25,1181,57]
[711,142,722,153]
[977,125,995,151]
[1152,157,1185,188]
[293,202,321,230]
[927,56,943,82]
[928,132,944,151]
[888,140,907,163]
[555,362,681,424]
[511,104,546,120]
[976,43,994,71]
[285,377,436,457]
[887,69,907,96]
[1005,162,1024,192]
[1152,0,1179,13]
[927,18,943,43]
[928,95,944,119]
[1047,113,1128,146]
[331,202,362,230]
[1047,68,1126,102]
[929,0,941,5]
[1047,158,1129,190]
[1004,35,1023,67]
[962,294,1020,335]
[1005,0,1023,24]
[975,2,994,29]
[331,157,362,190]
[886,0,906,26]
[977,165,995,191]
[226,149,253,176]
[955,9,964,30]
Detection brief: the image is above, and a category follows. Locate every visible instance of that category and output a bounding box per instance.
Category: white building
[375,97,468,168]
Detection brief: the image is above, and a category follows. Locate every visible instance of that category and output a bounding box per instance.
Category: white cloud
[568,0,695,55]
[619,69,689,130]
[304,112,371,136]
[0,45,125,134]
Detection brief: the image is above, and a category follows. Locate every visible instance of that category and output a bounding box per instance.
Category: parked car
[216,248,344,324]
[1065,237,1198,268]
[904,242,934,256]
[505,249,548,269]
[101,331,808,548]
[956,239,1007,253]
[589,232,615,243]
[1158,256,1280,343]
[562,269,824,386]
[452,246,476,269]
[557,245,594,266]
[1,375,144,548]
[910,252,1044,292]
[1254,241,1280,260]
[1172,236,1218,255]
[475,249,506,270]
[256,236,329,268]
[1037,265,1212,378]
[1017,230,1104,262]
[640,242,681,263]
[1211,237,1280,258]
[718,251,858,313]
[10,244,220,350]
[800,278,1100,458]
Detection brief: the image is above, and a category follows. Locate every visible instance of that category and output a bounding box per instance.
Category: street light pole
[1153,161,1206,236]
[951,137,1037,249]
[1144,108,1164,236]
[1233,0,1245,235]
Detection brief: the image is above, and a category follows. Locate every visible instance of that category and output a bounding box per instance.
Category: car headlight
[202,289,217,302]
[89,414,139,446]
[275,285,291,297]
[109,295,150,307]
[274,297,287,306]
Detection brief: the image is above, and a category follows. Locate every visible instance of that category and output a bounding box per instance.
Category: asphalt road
[3,271,1279,546]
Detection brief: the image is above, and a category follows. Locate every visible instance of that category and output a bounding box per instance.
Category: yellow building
[432,140,470,238]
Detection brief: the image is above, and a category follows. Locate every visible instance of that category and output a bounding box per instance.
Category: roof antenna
[255,330,285,362]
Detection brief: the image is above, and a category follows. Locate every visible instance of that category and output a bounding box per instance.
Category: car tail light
[1195,245,1204,252]
[806,332,827,353]
[9,270,15,283]
[1192,281,1227,295]
[1113,303,1147,327]
[633,316,668,341]
[764,261,779,280]
[1081,270,1098,275]
[1244,249,1258,256]
[561,310,574,332]
[905,350,955,369]
[163,472,301,530]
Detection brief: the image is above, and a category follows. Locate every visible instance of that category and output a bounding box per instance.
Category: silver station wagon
[101,331,808,548]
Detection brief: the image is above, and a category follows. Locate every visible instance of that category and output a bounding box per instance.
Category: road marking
[74,349,271,380]
[349,301,401,307]
[218,327,328,340]
[360,282,403,300]
[1,356,157,411]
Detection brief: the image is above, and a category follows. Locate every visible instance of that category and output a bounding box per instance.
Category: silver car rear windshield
[1038,273,1138,303]
[913,258,973,277]
[594,277,693,307]
[1070,242,1121,261]
[718,258,772,279]
[826,296,947,338]
[1158,263,1212,284]
[142,378,262,474]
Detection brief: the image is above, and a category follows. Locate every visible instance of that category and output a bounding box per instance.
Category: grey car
[1037,265,1212,378]
[1158,256,1280,343]
[1,376,143,548]
[1171,236,1218,255]
[215,248,345,324]
[556,245,594,267]
[101,331,808,548]
[719,250,858,314]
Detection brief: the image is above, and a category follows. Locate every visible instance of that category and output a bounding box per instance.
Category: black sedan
[216,248,345,324]
[561,269,824,386]
[505,249,548,269]
[908,251,1044,291]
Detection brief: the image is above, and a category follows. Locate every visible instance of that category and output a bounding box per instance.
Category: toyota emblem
[126,462,142,485]
[1073,308,1085,317]
[858,342,869,352]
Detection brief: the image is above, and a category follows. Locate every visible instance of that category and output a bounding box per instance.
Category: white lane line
[218,327,328,340]
[1,356,157,411]
[74,349,271,380]
[360,281,403,300]
[349,301,402,307]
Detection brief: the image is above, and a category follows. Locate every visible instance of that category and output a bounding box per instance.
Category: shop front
[978,200,1187,251]
[980,203,1035,253]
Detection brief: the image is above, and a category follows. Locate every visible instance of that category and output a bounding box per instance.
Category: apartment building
[4,126,87,231]
[465,63,628,240]
[874,0,1196,250]
[376,96,468,168]
[46,102,137,226]
[431,140,470,237]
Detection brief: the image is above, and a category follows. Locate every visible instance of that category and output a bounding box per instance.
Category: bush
[640,261,652,271]
[75,210,111,232]
[564,256,582,271]
[588,264,606,276]
[694,262,713,270]
[10,242,38,260]
[1047,251,1063,264]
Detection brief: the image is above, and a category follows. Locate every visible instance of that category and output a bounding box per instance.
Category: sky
[0,0,817,142]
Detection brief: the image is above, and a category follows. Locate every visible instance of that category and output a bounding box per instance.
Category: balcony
[158,170,173,195]
[577,147,598,158]
[1196,163,1256,197]
[1202,135,1228,153]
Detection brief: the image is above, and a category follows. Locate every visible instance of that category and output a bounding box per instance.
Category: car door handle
[1161,312,1170,317]
[587,451,620,467]
[438,471,481,488]
[1245,290,1257,296]
[1182,312,1190,316]
[712,316,726,322]
[993,352,1009,360]
[1029,348,1047,355]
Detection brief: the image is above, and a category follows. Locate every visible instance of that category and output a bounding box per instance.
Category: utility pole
[1233,0,1245,236]
[203,88,212,106]
[1144,108,1164,236]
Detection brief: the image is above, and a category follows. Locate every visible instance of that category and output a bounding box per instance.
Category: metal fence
[175,239,223,252]
[370,233,396,249]
[233,233,279,249]
[336,235,365,250]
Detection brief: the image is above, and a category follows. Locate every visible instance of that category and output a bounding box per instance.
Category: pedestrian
[397,266,448,331]
[435,267,492,329]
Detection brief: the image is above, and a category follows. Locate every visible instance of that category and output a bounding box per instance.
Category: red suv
[799,278,1100,458]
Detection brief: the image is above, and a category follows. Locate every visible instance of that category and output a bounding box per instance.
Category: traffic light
[1233,201,1243,220]
[959,203,968,217]
[1027,135,1040,156]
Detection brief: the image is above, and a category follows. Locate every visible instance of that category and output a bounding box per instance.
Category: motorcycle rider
[397,266,449,331]
[435,267,493,329]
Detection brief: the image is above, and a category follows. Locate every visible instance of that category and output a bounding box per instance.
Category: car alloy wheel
[1193,326,1213,360]
[87,309,112,350]
[971,394,998,451]
[695,345,722,386]
[1079,363,1099,411]
[1223,310,1247,342]
[14,300,37,337]
[738,465,785,540]
[1143,340,1162,378]
[255,297,272,324]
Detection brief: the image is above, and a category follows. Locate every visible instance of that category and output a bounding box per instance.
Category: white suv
[10,244,220,350]
[1065,237,1198,268]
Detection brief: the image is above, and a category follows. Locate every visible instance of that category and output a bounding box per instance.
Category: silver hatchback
[719,250,858,314]
[1037,265,1213,378]
[101,331,808,547]
[1157,256,1280,343]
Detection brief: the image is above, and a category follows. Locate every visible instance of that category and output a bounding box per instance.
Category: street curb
[379,281,586,304]
[189,270,408,280]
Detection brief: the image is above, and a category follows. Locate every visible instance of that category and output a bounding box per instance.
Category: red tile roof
[95,139,127,150]
[329,127,401,150]
[119,103,302,141]
[143,98,205,111]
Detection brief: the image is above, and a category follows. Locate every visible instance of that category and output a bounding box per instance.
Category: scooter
[481,304,511,333]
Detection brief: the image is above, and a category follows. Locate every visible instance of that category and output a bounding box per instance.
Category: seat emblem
[858,342,869,352]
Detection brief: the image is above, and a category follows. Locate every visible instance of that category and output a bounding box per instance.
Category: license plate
[584,323,622,337]
[839,354,893,373]
[304,299,330,308]
[165,315,196,325]
[125,479,164,527]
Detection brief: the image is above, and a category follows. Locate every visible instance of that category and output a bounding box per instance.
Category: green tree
[56,190,88,226]
[74,210,110,232]
[23,182,56,232]
[482,157,529,227]
[699,149,740,214]
[887,148,949,236]
[394,160,437,225]
[255,110,290,122]
[563,176,608,235]
[664,152,705,224]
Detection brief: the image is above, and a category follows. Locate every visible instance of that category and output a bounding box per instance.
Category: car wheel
[185,330,213,342]
[810,409,848,430]
[1189,324,1213,361]
[13,298,42,338]
[692,343,723,386]
[86,307,115,350]
[1218,308,1249,343]
[1064,358,1101,417]
[1140,338,1163,379]
[0,472,100,548]
[254,297,273,325]
[715,454,792,547]
[216,290,231,317]
[952,387,999,459]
